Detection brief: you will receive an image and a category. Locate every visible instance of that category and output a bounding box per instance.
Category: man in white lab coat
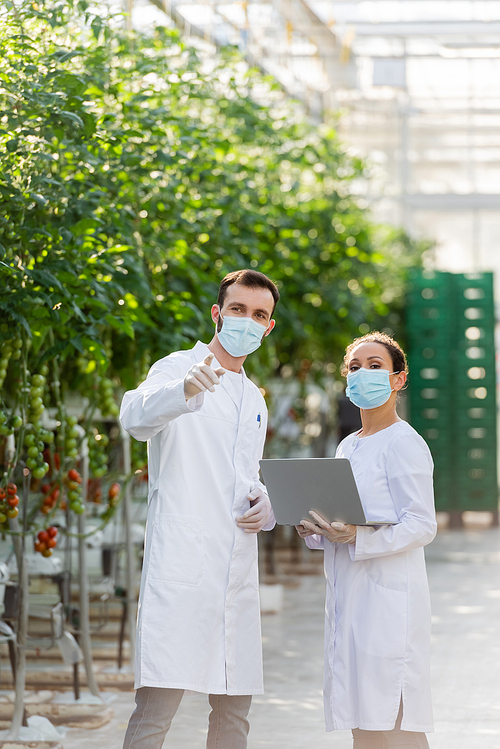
[120,269,279,749]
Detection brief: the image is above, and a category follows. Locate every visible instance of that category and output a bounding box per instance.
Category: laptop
[259,457,398,527]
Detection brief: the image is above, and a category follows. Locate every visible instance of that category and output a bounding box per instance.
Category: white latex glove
[301,510,357,545]
[236,488,272,533]
[295,523,318,539]
[184,353,226,401]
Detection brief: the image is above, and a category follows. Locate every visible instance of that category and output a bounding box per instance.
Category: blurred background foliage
[0,0,430,403]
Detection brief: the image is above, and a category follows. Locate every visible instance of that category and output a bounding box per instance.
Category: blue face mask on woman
[346,368,400,410]
[217,313,268,357]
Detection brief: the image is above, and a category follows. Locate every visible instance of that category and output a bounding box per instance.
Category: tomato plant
[0,0,428,545]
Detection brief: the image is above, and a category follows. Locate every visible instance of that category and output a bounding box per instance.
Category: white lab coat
[120,341,273,695]
[306,421,436,732]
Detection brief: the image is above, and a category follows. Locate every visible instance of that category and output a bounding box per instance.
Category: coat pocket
[352,569,408,659]
[148,514,205,586]
[242,418,263,465]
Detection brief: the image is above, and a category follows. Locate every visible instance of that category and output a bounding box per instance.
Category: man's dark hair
[217,269,280,314]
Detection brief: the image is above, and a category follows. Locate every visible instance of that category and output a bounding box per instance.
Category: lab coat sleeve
[305,534,325,550]
[350,432,437,561]
[120,358,204,442]
[250,402,276,531]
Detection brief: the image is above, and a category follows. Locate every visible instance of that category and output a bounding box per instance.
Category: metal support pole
[6,460,29,739]
[7,546,27,739]
[73,662,80,701]
[117,597,128,671]
[77,437,102,699]
[124,0,133,31]
[121,425,136,671]
[467,64,480,272]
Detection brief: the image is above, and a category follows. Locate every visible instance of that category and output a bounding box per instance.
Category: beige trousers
[122,687,252,749]
[352,702,429,749]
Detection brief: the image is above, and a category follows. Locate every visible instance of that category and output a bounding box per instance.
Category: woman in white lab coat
[297,332,436,749]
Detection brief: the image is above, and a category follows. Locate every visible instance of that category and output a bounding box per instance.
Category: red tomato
[68,469,81,483]
[7,495,19,507]
[41,484,51,494]
[108,483,121,499]
[7,483,17,496]
[0,489,6,500]
[47,538,57,549]
[47,526,58,538]
[37,530,49,544]
[34,541,46,553]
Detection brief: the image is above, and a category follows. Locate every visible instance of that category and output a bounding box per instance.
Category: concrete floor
[60,525,500,749]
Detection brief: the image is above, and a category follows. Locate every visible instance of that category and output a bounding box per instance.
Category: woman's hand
[302,510,357,545]
[295,523,318,538]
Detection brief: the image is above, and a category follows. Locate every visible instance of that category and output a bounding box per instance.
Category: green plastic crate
[407,270,498,513]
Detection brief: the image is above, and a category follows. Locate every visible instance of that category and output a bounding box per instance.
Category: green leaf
[60,111,84,128]
[28,268,64,293]
[105,313,135,339]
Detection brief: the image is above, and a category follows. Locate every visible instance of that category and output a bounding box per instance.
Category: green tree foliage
[0,0,428,524]
[0,0,427,378]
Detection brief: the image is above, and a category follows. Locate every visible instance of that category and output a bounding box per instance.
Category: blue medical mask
[346,368,400,410]
[217,312,268,357]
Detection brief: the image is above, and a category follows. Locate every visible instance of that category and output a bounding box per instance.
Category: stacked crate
[407,270,498,517]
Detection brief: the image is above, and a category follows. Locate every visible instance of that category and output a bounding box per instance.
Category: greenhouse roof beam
[274,0,339,49]
[402,193,500,210]
[352,21,500,36]
[273,0,358,97]
[333,0,500,2]
[147,0,277,78]
[148,0,220,46]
